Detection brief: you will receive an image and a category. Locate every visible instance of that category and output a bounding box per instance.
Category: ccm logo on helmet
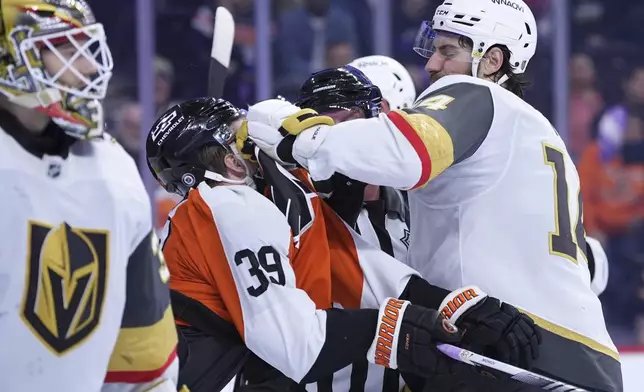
[491,0,525,12]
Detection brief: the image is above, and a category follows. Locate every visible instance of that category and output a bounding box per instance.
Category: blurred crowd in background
[89,0,644,347]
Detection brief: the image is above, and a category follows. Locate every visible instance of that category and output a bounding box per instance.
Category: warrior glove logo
[21,221,109,355]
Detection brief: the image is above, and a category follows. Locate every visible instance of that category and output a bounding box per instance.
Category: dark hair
[458,36,530,98]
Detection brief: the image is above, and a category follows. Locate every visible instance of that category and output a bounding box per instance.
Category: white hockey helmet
[414,0,537,83]
[349,55,417,110]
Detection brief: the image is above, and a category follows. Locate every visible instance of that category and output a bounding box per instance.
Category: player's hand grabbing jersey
[0,128,178,392]
[263,158,539,391]
[160,163,430,385]
[245,75,620,391]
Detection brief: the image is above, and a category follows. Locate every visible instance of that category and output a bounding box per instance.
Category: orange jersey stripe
[289,168,363,309]
[288,168,333,309]
[164,190,245,336]
[320,203,365,309]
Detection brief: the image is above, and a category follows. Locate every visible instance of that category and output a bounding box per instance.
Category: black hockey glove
[439,286,542,370]
[366,298,463,377]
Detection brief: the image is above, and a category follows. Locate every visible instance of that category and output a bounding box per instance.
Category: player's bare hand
[439,286,542,370]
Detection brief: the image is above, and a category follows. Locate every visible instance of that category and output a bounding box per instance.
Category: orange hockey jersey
[159,157,418,384]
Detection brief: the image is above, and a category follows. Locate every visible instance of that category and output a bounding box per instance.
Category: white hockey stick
[437,343,589,391]
[208,6,235,98]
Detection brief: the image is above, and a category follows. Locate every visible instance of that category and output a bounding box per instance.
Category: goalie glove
[438,286,542,369]
[241,99,334,166]
[366,298,463,377]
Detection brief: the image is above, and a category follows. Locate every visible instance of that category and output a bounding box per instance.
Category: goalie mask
[296,65,383,120]
[0,0,113,139]
[146,97,252,197]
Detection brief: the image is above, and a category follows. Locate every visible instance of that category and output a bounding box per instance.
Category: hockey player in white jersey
[347,54,615,299]
[241,0,622,391]
[0,1,178,391]
[149,97,542,391]
[146,97,469,391]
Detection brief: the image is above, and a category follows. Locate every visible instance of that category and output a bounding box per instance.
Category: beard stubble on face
[429,71,446,84]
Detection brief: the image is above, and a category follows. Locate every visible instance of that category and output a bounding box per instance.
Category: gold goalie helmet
[0,0,113,138]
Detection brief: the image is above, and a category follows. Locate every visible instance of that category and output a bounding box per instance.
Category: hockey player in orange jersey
[148,97,540,391]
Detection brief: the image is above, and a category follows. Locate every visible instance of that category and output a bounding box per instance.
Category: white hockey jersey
[0,123,178,392]
[291,75,618,363]
[161,157,419,387]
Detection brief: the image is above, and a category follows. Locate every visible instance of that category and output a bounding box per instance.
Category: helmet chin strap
[203,170,246,185]
[203,144,257,189]
[496,74,510,85]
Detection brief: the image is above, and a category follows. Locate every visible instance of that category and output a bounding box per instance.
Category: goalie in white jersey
[0,1,178,391]
[241,0,622,391]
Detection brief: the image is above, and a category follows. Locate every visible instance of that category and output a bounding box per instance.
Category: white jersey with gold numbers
[0,125,178,392]
[291,75,618,365]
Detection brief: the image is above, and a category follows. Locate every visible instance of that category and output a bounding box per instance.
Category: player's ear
[479,47,504,79]
[380,100,391,113]
[224,152,245,178]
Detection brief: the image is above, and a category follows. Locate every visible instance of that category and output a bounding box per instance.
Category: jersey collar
[0,110,76,159]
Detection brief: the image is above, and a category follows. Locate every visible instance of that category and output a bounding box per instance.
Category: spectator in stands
[578,64,644,344]
[275,0,358,98]
[569,53,604,162]
[113,101,142,163]
[155,56,175,116]
[391,0,433,93]
[325,40,355,68]
[331,0,373,55]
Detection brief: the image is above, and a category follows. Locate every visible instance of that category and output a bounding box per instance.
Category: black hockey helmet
[296,65,383,118]
[146,97,244,196]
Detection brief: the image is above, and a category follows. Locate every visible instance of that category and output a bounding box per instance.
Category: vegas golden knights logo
[21,221,109,356]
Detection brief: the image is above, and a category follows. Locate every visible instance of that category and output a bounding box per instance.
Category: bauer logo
[21,221,109,355]
[491,0,525,12]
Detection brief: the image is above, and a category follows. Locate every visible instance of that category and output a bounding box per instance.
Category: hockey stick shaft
[437,343,589,391]
[208,6,235,98]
